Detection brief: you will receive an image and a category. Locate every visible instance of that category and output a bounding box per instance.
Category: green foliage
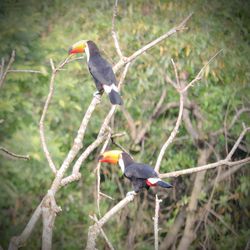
[0,0,249,249]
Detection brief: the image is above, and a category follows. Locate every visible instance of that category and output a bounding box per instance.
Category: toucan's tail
[146,178,173,188]
[103,84,123,105]
[109,89,123,105]
[157,180,173,188]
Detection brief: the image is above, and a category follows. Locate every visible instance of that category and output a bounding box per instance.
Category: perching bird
[68,40,123,105]
[98,150,172,195]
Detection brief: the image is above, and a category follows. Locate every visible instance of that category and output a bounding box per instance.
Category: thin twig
[90,215,115,250]
[226,127,250,160]
[111,137,129,153]
[0,146,29,160]
[208,208,238,236]
[100,192,114,200]
[181,49,223,92]
[207,163,246,190]
[7,69,43,74]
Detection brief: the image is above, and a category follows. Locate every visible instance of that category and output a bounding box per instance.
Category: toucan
[68,40,123,105]
[98,150,172,195]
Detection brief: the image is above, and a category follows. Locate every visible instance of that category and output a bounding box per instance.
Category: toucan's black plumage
[69,40,123,105]
[99,150,172,193]
[121,152,172,193]
[87,41,123,105]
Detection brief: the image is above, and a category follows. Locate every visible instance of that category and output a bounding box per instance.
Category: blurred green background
[0,0,249,249]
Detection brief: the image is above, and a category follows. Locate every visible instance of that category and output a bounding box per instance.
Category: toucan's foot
[126,191,137,197]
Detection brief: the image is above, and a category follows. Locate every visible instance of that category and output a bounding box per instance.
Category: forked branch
[86,194,136,250]
[160,127,250,178]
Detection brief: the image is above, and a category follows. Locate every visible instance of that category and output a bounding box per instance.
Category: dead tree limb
[113,13,193,72]
[39,57,72,174]
[86,194,136,250]
[154,195,162,250]
[0,50,15,88]
[8,203,43,250]
[111,0,124,59]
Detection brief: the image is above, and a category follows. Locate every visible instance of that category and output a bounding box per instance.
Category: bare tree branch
[207,163,246,190]
[154,60,183,173]
[155,51,224,172]
[62,63,130,186]
[181,49,223,92]
[8,203,42,250]
[42,205,56,250]
[39,58,70,174]
[211,108,250,137]
[134,88,167,145]
[112,0,124,59]
[90,215,115,250]
[160,157,250,179]
[86,194,136,250]
[226,127,249,160]
[60,132,108,187]
[154,195,162,250]
[160,123,249,179]
[0,50,15,88]
[0,58,4,80]
[96,134,111,216]
[0,146,29,160]
[56,96,101,186]
[113,13,193,72]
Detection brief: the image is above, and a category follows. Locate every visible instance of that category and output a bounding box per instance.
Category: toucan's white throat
[85,44,90,62]
[118,158,125,173]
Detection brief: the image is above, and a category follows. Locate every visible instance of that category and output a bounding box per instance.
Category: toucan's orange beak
[98,150,122,164]
[68,40,86,54]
